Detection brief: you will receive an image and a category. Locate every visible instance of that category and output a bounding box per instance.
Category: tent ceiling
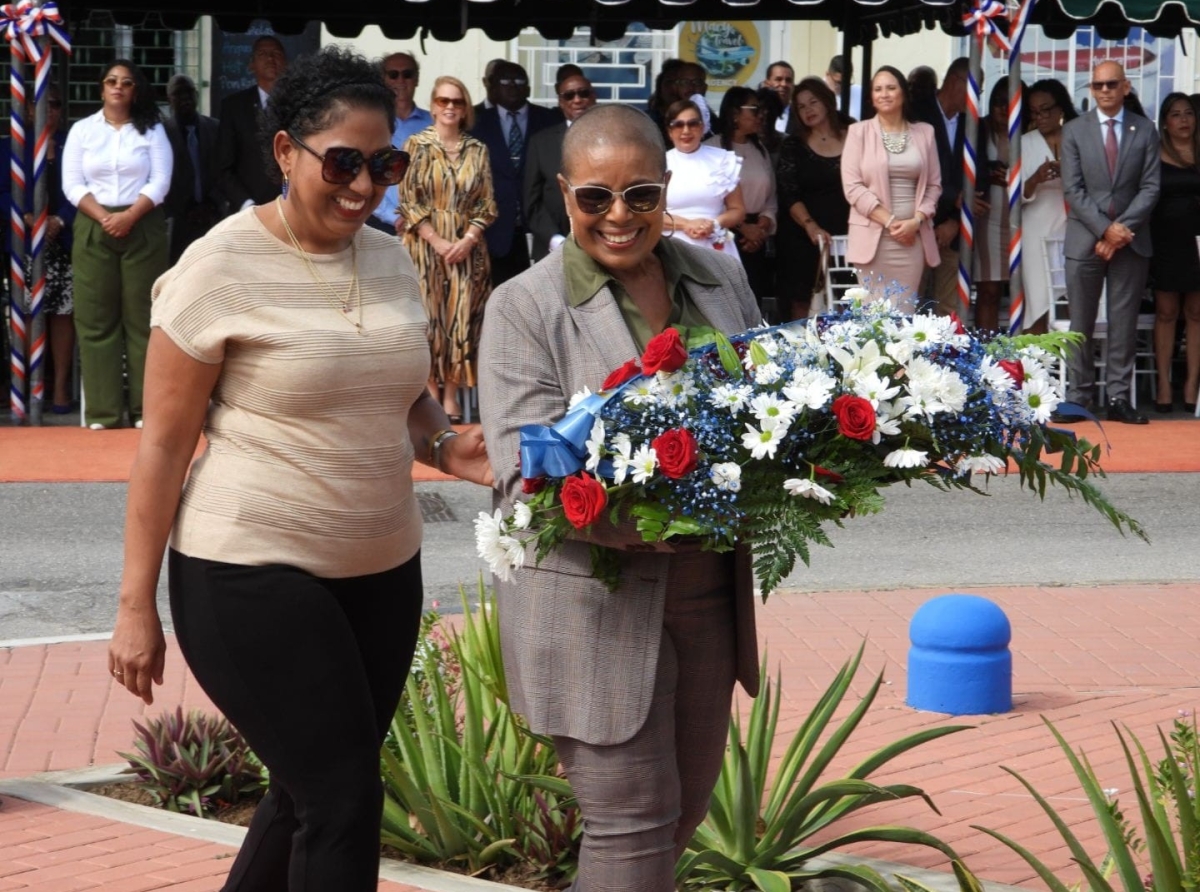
[61,0,965,44]
[1033,0,1200,36]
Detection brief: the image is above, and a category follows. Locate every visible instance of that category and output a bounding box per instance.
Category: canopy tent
[55,0,966,44]
[1033,0,1200,36]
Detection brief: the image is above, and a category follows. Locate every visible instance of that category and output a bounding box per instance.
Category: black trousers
[168,549,424,892]
[488,226,531,288]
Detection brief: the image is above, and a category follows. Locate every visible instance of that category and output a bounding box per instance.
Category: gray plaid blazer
[478,240,762,746]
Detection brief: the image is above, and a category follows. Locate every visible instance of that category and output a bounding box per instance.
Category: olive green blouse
[561,236,718,351]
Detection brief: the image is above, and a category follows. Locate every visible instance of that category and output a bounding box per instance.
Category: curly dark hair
[260,45,395,183]
[102,60,160,135]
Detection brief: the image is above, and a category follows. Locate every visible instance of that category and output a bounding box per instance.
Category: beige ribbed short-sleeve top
[150,208,430,578]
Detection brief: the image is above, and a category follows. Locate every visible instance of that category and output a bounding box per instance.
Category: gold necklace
[275,196,363,334]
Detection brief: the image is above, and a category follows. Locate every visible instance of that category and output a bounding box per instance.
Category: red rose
[641,328,688,375]
[831,394,876,441]
[602,359,642,391]
[651,428,699,479]
[997,359,1024,390]
[522,476,547,494]
[559,473,608,529]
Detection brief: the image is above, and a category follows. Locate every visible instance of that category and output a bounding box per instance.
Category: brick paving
[2,582,1198,890]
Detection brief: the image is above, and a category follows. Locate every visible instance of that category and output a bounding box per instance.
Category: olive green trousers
[71,206,168,428]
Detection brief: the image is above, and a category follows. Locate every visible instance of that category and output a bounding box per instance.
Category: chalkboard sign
[210,20,321,110]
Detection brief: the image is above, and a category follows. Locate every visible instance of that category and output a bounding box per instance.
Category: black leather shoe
[1106,398,1149,425]
[1049,409,1083,424]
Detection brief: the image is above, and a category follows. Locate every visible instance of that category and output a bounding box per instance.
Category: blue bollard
[906,593,1012,715]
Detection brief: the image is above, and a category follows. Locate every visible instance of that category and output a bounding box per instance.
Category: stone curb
[1,766,1035,892]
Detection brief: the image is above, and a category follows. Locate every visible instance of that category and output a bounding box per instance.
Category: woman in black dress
[1149,92,1200,413]
[775,77,849,321]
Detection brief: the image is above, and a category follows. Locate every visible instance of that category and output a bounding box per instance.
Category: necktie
[506,111,523,166]
[1104,118,1118,179]
[186,125,203,203]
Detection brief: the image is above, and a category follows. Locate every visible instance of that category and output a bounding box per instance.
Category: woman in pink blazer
[841,65,942,310]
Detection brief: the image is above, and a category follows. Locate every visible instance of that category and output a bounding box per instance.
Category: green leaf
[745,866,792,892]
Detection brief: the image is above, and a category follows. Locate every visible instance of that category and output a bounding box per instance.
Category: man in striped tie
[470,60,557,287]
[1057,60,1161,425]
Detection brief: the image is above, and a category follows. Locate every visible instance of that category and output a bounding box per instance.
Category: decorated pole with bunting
[3,0,69,424]
[1005,0,1038,333]
[959,0,1011,323]
[4,3,29,421]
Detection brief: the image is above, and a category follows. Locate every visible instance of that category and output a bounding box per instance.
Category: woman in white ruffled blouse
[663,99,745,255]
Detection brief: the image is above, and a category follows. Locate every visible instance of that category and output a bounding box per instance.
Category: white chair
[1043,236,1107,402]
[823,234,858,312]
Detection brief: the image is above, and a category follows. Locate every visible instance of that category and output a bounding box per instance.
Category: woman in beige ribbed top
[105,48,492,890]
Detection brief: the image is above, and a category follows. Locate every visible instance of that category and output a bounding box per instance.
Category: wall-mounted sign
[679,21,767,91]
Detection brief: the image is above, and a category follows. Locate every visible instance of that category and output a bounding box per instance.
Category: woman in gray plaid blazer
[478,104,761,890]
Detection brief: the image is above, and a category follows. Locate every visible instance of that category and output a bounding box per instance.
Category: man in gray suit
[1058,60,1160,424]
[523,69,597,260]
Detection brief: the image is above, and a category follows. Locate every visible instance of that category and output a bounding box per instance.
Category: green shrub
[677,644,983,892]
[379,579,580,882]
[118,706,267,818]
[976,714,1200,891]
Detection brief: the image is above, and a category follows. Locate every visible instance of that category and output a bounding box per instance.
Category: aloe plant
[975,715,1200,891]
[118,706,267,818]
[379,579,579,881]
[676,643,983,892]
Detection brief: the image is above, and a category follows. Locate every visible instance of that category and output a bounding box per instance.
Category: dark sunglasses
[386,68,417,81]
[289,133,409,186]
[668,118,703,131]
[103,76,135,88]
[496,77,528,87]
[1091,79,1122,91]
[559,87,593,102]
[739,105,762,114]
[565,180,666,215]
[670,77,705,88]
[432,96,466,109]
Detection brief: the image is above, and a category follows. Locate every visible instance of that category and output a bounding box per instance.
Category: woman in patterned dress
[400,75,497,421]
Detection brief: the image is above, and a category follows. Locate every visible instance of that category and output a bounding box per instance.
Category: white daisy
[955,454,1007,475]
[883,447,929,469]
[753,361,784,385]
[500,534,527,572]
[630,443,659,484]
[622,380,659,408]
[585,418,605,472]
[851,372,902,407]
[711,461,742,492]
[783,477,835,504]
[610,434,633,485]
[475,510,515,581]
[511,501,533,530]
[783,368,837,410]
[567,387,594,410]
[657,370,699,408]
[1022,377,1060,424]
[980,356,1017,392]
[749,392,797,427]
[709,383,754,413]
[741,418,787,460]
[871,402,904,444]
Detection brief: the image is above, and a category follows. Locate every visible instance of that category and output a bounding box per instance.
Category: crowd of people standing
[0,35,1175,892]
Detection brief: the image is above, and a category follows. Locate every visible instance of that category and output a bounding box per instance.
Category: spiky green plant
[677,643,983,892]
[975,715,1200,892]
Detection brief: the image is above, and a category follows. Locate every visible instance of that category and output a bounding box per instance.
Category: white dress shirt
[1098,107,1125,150]
[62,110,173,208]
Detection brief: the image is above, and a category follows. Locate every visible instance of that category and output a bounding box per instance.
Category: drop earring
[281,172,290,200]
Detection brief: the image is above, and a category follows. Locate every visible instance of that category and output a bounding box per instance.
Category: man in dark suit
[216,35,287,214]
[523,71,596,261]
[762,61,798,136]
[473,58,504,119]
[163,75,223,262]
[913,57,969,317]
[470,60,557,286]
[1057,60,1161,425]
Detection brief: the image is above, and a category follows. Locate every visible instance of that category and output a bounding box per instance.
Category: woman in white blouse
[707,87,778,306]
[663,99,745,255]
[63,59,172,430]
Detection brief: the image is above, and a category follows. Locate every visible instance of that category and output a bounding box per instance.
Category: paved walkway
[3,582,1199,891]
